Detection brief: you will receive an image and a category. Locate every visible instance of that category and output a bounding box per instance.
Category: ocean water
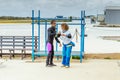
[0,19,120,53]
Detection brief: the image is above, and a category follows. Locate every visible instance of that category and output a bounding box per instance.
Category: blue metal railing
[31,10,85,63]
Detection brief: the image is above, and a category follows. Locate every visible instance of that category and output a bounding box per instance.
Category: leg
[50,51,54,65]
[46,42,52,66]
[62,45,67,66]
[50,44,55,65]
[66,46,72,67]
[46,53,50,66]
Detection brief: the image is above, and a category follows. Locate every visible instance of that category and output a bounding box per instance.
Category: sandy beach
[0,59,120,80]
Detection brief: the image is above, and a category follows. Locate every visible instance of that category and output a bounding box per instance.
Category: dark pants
[46,44,54,65]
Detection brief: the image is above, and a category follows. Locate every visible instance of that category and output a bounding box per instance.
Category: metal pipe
[32,10,35,62]
[80,10,85,63]
[45,20,47,53]
[38,10,40,52]
[56,24,58,52]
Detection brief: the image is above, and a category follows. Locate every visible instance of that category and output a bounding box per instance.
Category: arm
[55,34,62,47]
[66,34,72,38]
[55,37,60,43]
[61,33,72,38]
[55,33,61,43]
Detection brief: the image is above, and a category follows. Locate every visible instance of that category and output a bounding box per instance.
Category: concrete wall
[105,10,120,24]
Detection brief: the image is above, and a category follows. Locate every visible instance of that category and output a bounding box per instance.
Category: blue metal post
[38,10,40,52]
[56,24,59,60]
[56,24,58,52]
[80,10,85,63]
[32,10,35,62]
[83,10,85,53]
[45,20,47,53]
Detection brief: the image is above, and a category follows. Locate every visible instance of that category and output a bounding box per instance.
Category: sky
[0,0,120,17]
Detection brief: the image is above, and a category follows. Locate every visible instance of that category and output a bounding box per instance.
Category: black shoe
[46,64,48,67]
[46,64,53,67]
[50,64,57,66]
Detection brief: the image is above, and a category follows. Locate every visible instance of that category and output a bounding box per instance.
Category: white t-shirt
[60,31,72,44]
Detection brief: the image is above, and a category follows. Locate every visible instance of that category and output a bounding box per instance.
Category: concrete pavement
[0,59,120,80]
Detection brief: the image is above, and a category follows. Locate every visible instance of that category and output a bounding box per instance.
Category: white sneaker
[65,66,70,68]
[0,62,4,65]
[61,65,65,67]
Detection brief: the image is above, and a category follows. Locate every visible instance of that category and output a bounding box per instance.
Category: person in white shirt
[56,23,75,68]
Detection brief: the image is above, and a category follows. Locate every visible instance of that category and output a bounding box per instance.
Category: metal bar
[80,10,85,63]
[32,23,83,25]
[38,10,40,52]
[83,10,85,53]
[45,21,47,53]
[34,18,82,20]
[56,24,58,52]
[32,10,35,62]
[80,11,83,63]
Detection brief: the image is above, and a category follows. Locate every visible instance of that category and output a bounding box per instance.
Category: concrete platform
[0,59,120,80]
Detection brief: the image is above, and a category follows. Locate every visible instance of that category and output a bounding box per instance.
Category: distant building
[97,14,104,22]
[55,16,63,18]
[105,6,120,24]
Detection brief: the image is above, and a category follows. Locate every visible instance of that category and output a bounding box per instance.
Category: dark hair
[51,20,56,24]
[61,23,69,31]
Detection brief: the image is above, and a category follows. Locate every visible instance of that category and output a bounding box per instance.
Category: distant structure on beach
[97,14,104,22]
[55,16,64,18]
[105,6,120,24]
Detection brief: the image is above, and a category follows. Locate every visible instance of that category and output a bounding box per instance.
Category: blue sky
[0,0,120,17]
